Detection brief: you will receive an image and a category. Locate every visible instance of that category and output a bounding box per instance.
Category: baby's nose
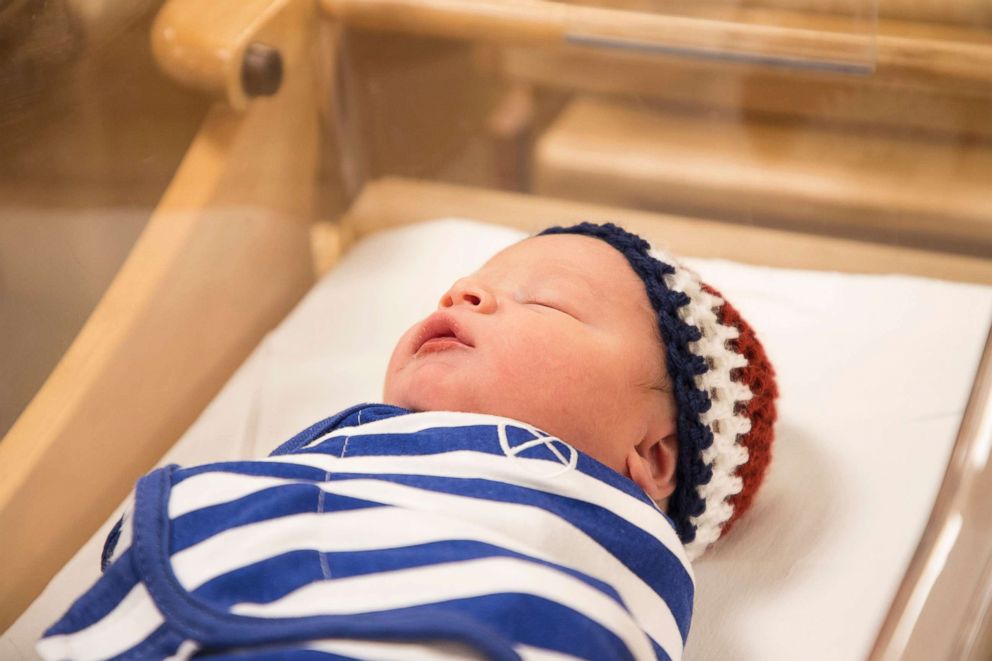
[440,278,497,313]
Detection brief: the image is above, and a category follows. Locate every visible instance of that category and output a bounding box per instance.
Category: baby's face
[383,234,677,480]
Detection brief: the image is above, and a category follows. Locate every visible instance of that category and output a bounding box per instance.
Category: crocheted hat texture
[538,222,779,560]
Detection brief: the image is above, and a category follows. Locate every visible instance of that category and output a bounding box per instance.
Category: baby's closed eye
[527,301,586,323]
[527,300,571,315]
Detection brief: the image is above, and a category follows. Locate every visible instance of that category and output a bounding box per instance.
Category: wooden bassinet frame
[2,0,992,658]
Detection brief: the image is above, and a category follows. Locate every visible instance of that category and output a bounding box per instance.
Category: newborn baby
[39,222,777,661]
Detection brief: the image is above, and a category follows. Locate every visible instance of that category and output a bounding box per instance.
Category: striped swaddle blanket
[39,403,694,660]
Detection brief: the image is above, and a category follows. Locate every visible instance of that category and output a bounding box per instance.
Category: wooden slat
[0,0,323,631]
[498,45,992,141]
[342,176,992,284]
[562,0,992,29]
[321,0,992,93]
[534,98,992,256]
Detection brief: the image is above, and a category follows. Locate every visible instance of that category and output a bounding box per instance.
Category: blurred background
[0,0,207,436]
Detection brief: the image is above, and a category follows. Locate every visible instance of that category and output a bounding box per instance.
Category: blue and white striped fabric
[39,403,694,660]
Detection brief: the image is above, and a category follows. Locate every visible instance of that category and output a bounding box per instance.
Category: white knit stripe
[662,265,755,560]
[170,452,692,578]
[36,584,164,661]
[303,637,487,660]
[699,380,753,431]
[230,557,660,661]
[168,478,685,657]
[302,410,549,449]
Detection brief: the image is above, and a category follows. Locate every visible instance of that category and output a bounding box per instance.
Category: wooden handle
[152,0,310,109]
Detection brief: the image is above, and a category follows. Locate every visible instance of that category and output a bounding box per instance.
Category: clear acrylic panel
[562,0,879,74]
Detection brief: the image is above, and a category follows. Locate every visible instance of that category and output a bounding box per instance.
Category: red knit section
[701,283,779,537]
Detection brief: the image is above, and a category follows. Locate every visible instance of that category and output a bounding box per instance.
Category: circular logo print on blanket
[497,424,578,478]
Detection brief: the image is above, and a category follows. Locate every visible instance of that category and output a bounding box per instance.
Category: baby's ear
[626,434,678,505]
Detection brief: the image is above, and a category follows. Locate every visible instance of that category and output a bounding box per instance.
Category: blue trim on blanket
[44,547,141,637]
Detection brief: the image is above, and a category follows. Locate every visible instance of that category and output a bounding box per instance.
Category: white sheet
[5,218,991,660]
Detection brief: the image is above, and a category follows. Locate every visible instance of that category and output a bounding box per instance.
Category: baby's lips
[413,311,475,354]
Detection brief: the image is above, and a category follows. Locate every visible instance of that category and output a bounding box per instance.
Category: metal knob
[241,42,283,97]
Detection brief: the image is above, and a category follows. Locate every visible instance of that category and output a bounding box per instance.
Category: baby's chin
[385,363,567,429]
[384,378,532,427]
[383,372,475,414]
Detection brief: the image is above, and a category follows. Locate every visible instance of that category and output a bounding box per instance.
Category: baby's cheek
[504,333,597,392]
[506,332,569,373]
[382,330,414,391]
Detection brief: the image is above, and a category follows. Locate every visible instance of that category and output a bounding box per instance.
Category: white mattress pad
[4,219,991,660]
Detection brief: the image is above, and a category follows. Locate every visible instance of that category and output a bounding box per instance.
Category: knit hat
[538,222,779,560]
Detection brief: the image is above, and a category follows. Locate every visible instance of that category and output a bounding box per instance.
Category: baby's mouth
[414,312,475,355]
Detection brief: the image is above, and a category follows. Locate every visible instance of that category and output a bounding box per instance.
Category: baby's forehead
[479,234,638,291]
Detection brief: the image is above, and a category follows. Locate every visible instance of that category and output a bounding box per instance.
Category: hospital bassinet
[2,0,992,658]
